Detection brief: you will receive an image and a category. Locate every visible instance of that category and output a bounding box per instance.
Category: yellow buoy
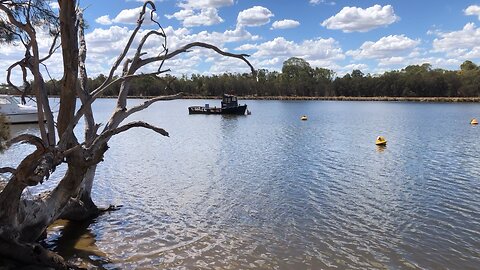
[300,115,308,121]
[375,136,387,146]
[470,118,478,125]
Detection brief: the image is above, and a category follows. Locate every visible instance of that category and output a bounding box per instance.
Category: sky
[2,0,480,83]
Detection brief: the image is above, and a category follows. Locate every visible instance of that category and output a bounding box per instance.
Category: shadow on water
[42,218,118,270]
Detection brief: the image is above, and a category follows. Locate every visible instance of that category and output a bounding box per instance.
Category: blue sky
[2,0,480,83]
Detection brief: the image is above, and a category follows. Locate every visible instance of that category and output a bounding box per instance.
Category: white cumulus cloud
[95,15,113,25]
[249,36,344,71]
[464,5,480,20]
[178,0,233,9]
[167,0,232,27]
[78,24,260,78]
[433,23,480,59]
[271,19,300,30]
[234,43,258,51]
[309,0,336,6]
[166,8,223,27]
[237,6,274,27]
[95,6,159,26]
[49,2,59,9]
[347,35,420,59]
[322,5,399,32]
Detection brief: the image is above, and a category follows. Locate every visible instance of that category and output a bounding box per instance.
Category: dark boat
[188,94,248,115]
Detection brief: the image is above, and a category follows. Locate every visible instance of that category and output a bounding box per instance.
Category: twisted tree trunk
[0,1,254,268]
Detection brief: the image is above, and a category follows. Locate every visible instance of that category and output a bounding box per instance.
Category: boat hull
[188,105,248,115]
[3,112,40,124]
[1,95,41,124]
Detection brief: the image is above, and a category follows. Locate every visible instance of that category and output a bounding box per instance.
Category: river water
[2,99,480,269]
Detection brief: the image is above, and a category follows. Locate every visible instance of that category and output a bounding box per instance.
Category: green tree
[460,60,478,71]
[281,57,315,96]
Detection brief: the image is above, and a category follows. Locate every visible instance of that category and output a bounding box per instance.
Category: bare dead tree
[0,0,254,268]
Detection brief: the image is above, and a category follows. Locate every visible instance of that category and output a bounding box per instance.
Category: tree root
[0,237,79,269]
[58,194,99,221]
[99,204,123,213]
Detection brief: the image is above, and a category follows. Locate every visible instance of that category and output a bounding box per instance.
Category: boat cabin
[0,95,40,124]
[0,95,23,115]
[221,94,238,109]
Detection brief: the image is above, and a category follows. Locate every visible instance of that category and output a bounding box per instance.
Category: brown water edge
[41,219,114,269]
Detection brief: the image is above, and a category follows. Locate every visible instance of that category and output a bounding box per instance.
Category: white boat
[0,95,40,124]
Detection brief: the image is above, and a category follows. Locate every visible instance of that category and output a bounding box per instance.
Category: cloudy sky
[2,0,480,83]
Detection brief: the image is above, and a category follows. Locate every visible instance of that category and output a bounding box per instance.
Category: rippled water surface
[2,99,480,269]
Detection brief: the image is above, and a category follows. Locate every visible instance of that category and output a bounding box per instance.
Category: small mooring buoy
[300,115,308,121]
[470,118,478,125]
[375,136,387,146]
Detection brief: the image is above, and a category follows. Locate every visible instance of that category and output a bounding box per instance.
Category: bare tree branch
[1,2,56,145]
[99,92,182,134]
[60,1,158,148]
[7,134,46,150]
[91,1,156,96]
[6,60,26,95]
[61,1,255,152]
[39,32,60,62]
[140,42,256,76]
[77,8,96,144]
[92,121,168,150]
[0,4,28,30]
[125,92,183,118]
[133,30,165,61]
[0,167,16,175]
[20,63,31,103]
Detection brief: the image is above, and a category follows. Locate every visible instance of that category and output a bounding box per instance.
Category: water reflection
[376,145,387,152]
[43,219,117,270]
[2,99,480,269]
[7,123,41,137]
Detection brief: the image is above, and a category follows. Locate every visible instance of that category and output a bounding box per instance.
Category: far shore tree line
[3,58,480,98]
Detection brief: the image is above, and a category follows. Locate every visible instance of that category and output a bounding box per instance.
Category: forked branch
[92,0,157,94]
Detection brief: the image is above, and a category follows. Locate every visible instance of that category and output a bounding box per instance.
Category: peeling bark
[57,0,79,138]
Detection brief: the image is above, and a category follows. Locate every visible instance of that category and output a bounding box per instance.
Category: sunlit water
[2,99,480,269]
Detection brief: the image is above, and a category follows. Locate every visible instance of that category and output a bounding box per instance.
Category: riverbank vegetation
[2,58,478,99]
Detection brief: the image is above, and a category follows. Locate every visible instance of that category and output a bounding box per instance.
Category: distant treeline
[2,58,480,98]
